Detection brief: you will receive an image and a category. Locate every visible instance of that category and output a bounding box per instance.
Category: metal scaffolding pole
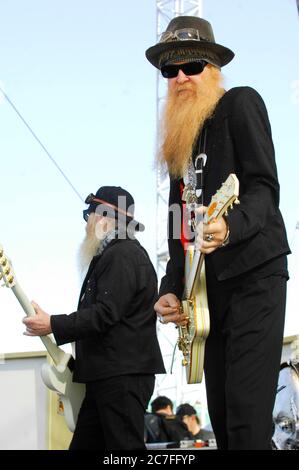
[154,1,205,411]
[155,2,203,280]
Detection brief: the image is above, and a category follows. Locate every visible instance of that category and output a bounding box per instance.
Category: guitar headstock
[0,245,16,288]
[204,174,240,223]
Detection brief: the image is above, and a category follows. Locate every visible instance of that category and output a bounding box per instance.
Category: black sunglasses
[83,193,100,222]
[161,60,207,79]
[83,209,90,222]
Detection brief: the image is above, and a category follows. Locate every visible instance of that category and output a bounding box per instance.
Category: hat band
[158,47,221,68]
[159,28,210,44]
[90,197,134,219]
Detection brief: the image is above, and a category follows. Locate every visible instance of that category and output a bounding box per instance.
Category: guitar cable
[170,341,178,374]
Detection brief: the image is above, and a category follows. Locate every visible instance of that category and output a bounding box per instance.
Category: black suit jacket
[160,87,290,299]
[51,238,165,382]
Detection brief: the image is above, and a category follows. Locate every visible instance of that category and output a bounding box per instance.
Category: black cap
[84,186,145,231]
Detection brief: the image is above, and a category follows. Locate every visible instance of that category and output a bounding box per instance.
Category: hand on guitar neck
[154,207,229,327]
[195,205,229,254]
[154,293,188,326]
[23,301,52,336]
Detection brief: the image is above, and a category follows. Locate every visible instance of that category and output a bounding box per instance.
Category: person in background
[151,395,174,415]
[145,396,192,443]
[176,403,215,441]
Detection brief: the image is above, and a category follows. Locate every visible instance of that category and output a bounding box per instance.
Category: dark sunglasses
[161,60,207,79]
[83,209,90,222]
[83,193,102,222]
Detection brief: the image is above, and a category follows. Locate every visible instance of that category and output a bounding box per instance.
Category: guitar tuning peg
[230,203,233,210]
[224,210,228,217]
[235,198,240,205]
[0,257,7,267]
[3,266,10,276]
[6,274,14,285]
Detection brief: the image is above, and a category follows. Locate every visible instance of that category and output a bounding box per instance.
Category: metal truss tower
[155,3,203,282]
[154,1,208,420]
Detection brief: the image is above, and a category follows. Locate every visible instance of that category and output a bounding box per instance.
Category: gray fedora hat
[145,16,234,69]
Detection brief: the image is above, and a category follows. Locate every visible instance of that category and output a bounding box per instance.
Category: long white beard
[77,232,102,279]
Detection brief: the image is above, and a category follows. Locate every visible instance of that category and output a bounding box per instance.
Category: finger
[194,206,207,216]
[159,308,180,317]
[196,243,218,254]
[161,297,180,308]
[23,331,38,336]
[197,238,219,249]
[199,246,218,255]
[203,223,221,236]
[203,226,217,236]
[162,312,188,324]
[31,301,41,314]
[156,305,180,316]
[175,319,189,327]
[23,327,37,336]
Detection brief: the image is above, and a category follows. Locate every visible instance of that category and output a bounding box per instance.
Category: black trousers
[204,263,287,450]
[69,374,155,451]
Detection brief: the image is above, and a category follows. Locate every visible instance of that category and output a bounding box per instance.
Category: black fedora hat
[145,16,234,69]
[84,186,145,232]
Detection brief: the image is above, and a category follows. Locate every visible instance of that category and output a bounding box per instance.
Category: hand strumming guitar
[154,293,188,326]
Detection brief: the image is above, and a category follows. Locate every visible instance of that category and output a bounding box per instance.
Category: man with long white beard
[23,186,165,450]
[146,16,290,450]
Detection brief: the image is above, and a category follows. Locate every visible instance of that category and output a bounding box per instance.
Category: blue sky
[0,0,298,356]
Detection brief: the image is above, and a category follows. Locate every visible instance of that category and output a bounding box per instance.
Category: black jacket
[160,87,290,299]
[51,238,165,382]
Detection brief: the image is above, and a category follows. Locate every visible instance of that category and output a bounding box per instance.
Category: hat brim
[146,40,234,69]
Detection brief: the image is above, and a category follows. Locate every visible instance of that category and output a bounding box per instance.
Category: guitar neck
[185,250,205,299]
[11,282,69,367]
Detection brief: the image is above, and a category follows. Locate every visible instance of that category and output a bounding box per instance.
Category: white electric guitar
[0,245,85,432]
[178,174,240,384]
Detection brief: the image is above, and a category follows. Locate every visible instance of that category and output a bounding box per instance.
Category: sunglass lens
[161,64,179,79]
[161,61,207,79]
[182,61,206,75]
[83,209,90,222]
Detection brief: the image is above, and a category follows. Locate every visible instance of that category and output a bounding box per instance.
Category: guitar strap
[181,127,208,245]
[194,126,208,206]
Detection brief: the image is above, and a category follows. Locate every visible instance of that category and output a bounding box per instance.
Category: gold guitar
[178,174,240,384]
